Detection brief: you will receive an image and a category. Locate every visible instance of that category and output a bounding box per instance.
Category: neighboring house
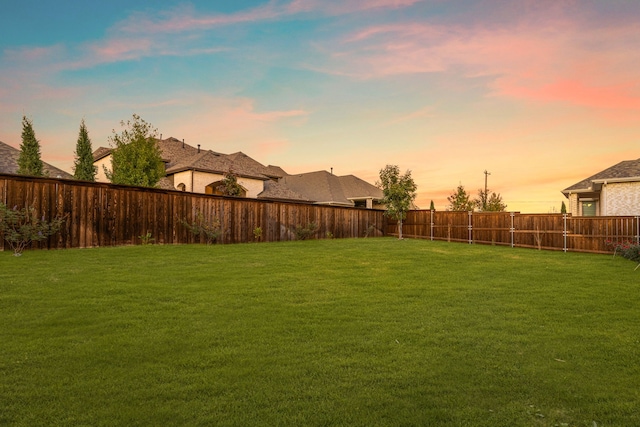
[94,137,383,208]
[0,140,74,179]
[278,170,384,208]
[562,158,640,216]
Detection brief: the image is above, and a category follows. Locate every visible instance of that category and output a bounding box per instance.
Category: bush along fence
[0,174,386,252]
[386,210,640,254]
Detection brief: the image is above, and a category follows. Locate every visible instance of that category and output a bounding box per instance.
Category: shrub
[253,226,263,242]
[139,231,154,245]
[294,222,318,240]
[181,210,221,244]
[606,240,640,266]
[0,202,66,256]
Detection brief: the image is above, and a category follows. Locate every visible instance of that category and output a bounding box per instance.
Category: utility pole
[483,170,491,210]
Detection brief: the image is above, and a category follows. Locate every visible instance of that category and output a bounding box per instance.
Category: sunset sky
[1,0,639,212]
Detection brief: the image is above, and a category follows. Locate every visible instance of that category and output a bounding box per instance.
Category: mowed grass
[1,238,639,427]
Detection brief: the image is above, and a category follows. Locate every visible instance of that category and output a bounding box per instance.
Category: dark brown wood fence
[0,174,386,251]
[386,210,640,254]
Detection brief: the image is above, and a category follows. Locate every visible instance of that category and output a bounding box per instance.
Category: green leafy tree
[17,116,44,177]
[217,172,245,196]
[377,165,417,240]
[105,114,165,187]
[447,185,474,211]
[73,119,97,181]
[475,189,507,212]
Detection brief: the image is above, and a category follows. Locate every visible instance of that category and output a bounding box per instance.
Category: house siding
[237,177,264,199]
[94,155,111,183]
[602,182,640,216]
[172,170,195,192]
[568,193,579,215]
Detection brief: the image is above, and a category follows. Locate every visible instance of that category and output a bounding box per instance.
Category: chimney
[182,138,185,149]
[198,144,200,153]
[160,133,162,140]
[331,167,333,175]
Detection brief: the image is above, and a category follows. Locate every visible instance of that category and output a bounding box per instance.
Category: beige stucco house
[562,158,640,216]
[93,137,383,208]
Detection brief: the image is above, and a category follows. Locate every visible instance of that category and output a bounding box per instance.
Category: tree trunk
[398,218,403,239]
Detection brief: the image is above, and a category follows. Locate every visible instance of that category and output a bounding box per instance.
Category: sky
[1,0,639,212]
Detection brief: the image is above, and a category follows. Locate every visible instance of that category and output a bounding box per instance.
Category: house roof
[562,158,640,195]
[92,146,112,162]
[0,140,74,179]
[279,170,383,206]
[92,137,381,205]
[258,180,311,202]
[94,137,278,181]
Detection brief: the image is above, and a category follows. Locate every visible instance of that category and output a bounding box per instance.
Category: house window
[582,201,597,216]
[176,183,186,192]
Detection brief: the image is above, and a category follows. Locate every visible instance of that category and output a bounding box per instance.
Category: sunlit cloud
[157,96,308,152]
[286,0,423,14]
[323,17,640,114]
[114,3,282,35]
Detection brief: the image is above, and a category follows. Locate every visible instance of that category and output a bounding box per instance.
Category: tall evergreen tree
[377,165,417,240]
[105,114,165,187]
[73,119,97,181]
[17,116,44,177]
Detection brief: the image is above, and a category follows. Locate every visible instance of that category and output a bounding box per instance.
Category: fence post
[510,212,515,248]
[563,213,568,252]
[468,211,473,244]
[430,209,434,241]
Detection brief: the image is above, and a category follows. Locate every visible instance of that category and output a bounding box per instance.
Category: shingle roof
[92,146,112,161]
[258,180,310,202]
[0,140,74,179]
[95,138,274,181]
[279,170,383,206]
[562,158,640,194]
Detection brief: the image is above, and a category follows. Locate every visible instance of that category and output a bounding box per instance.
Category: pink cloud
[90,38,153,63]
[115,3,282,35]
[287,0,422,14]
[496,78,640,110]
[157,96,308,153]
[4,45,64,62]
[326,18,640,113]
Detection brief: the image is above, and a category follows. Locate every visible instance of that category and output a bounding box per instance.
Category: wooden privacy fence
[387,210,640,254]
[0,174,386,251]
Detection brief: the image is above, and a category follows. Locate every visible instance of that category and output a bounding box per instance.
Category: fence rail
[0,174,386,251]
[386,210,640,254]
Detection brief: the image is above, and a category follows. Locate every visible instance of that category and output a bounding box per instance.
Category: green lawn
[1,238,638,426]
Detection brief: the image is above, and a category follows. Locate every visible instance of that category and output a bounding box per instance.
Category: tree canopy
[17,116,44,177]
[447,185,475,211]
[217,172,245,196]
[105,114,165,187]
[475,189,507,212]
[377,165,417,239]
[73,119,97,181]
